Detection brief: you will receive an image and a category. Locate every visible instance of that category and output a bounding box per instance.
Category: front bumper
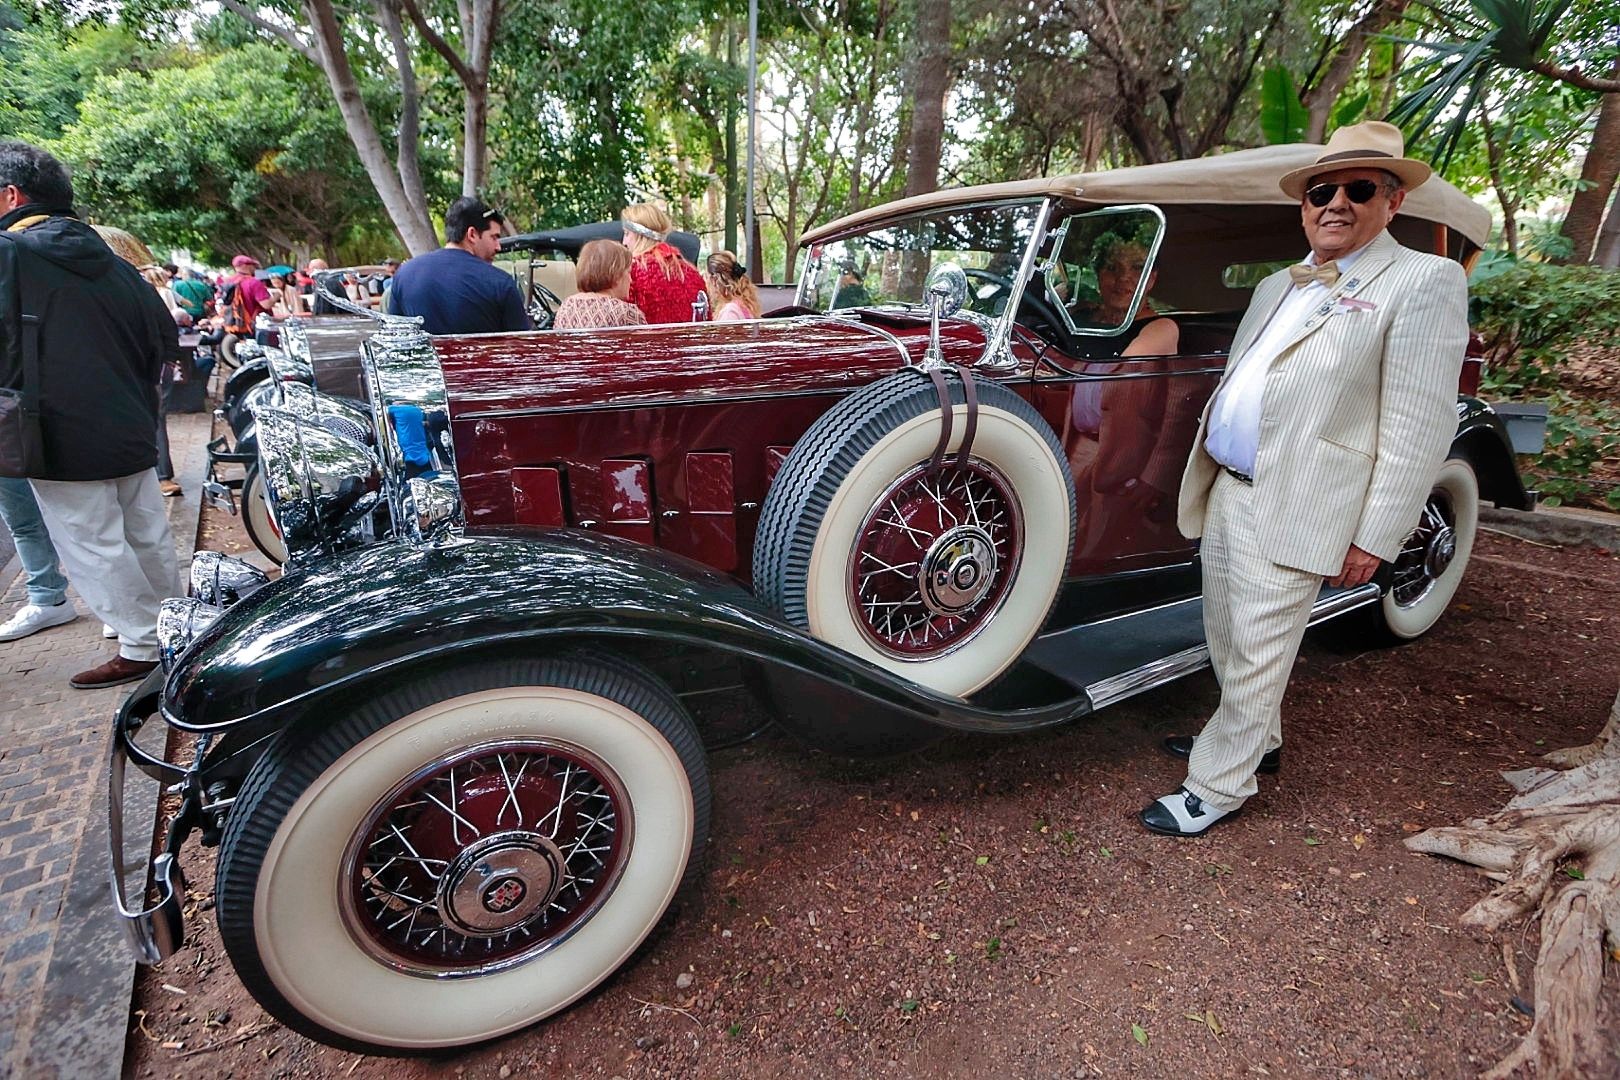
[107,668,190,963]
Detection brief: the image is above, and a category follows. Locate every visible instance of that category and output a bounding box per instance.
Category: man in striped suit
[1140,122,1469,837]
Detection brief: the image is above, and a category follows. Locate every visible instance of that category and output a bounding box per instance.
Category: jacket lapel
[1274,230,1401,356]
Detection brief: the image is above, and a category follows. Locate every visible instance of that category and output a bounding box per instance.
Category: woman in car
[703,250,762,321]
[621,203,707,323]
[552,239,648,330]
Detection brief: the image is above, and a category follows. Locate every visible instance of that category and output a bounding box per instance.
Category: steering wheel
[963,268,1018,317]
[528,281,561,330]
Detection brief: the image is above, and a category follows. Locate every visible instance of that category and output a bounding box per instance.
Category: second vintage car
[111,144,1534,1053]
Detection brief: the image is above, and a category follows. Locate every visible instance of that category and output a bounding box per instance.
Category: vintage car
[110,144,1534,1054]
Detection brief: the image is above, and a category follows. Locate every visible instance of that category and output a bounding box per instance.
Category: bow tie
[1289,261,1340,288]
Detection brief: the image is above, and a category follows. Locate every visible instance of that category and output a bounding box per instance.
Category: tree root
[1406,687,1620,1079]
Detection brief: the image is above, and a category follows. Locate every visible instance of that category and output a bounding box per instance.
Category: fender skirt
[163,528,1092,736]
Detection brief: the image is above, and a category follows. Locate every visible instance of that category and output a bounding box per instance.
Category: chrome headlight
[189,551,270,608]
[255,407,383,563]
[276,383,374,443]
[157,597,224,673]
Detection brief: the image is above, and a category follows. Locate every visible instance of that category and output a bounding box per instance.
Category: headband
[622,219,665,242]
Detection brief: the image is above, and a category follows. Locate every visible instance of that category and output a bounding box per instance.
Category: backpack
[222,277,253,335]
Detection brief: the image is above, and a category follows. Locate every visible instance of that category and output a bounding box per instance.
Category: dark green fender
[164,527,1091,739]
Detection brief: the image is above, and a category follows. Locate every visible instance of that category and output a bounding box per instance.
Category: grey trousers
[29,470,178,661]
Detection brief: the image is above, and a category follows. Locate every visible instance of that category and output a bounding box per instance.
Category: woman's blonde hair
[139,265,169,289]
[621,201,696,283]
[575,238,632,294]
[92,224,156,268]
[620,202,672,258]
[703,250,761,317]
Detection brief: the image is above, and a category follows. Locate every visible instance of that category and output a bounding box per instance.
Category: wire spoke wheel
[342,741,628,976]
[850,462,1022,658]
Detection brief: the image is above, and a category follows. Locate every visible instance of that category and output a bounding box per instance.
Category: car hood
[433,314,988,417]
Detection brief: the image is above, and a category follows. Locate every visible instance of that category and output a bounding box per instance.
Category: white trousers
[29,470,179,662]
[1185,472,1322,811]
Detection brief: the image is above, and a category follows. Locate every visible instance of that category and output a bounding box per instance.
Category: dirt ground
[124,510,1620,1079]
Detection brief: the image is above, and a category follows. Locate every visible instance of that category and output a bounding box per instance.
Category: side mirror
[920,262,968,370]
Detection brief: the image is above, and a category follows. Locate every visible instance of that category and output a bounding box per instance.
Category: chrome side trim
[1082,583,1380,710]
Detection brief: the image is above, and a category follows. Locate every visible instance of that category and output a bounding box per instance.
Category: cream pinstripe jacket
[1176,230,1469,576]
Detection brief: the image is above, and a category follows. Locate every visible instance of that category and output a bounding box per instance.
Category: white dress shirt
[1204,244,1370,476]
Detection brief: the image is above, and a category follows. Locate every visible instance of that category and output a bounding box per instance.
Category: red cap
[231,254,260,269]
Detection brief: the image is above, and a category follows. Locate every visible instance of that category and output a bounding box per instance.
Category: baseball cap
[231,254,260,269]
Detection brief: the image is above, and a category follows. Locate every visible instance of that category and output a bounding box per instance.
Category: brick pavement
[0,407,212,1080]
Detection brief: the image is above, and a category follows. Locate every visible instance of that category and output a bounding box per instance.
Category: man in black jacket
[0,141,178,688]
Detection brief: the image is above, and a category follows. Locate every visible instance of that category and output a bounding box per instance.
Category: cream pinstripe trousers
[1185,472,1323,811]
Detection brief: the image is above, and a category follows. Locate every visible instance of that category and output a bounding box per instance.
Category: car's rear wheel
[754,369,1075,699]
[241,465,287,565]
[214,657,709,1054]
[1374,456,1479,640]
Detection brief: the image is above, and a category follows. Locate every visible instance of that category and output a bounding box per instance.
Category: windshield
[799,201,1044,313]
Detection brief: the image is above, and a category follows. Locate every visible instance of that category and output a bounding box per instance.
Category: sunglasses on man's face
[1305,179,1388,208]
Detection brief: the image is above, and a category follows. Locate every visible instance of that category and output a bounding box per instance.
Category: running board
[1023,583,1382,711]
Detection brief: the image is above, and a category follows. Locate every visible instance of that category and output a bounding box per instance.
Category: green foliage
[488,0,694,228]
[1330,90,1370,130]
[51,41,402,262]
[1523,392,1620,509]
[1472,264,1620,394]
[1259,66,1308,144]
[0,11,160,142]
[1473,264,1620,510]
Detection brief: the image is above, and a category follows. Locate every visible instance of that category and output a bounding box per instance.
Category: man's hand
[1328,544,1381,588]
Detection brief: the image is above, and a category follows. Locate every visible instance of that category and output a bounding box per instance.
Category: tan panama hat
[1277,121,1432,200]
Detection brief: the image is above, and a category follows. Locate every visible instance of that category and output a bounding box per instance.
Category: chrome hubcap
[1424,525,1456,580]
[439,832,567,936]
[921,526,998,615]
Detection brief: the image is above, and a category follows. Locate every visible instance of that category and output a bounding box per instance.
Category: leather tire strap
[925,367,953,475]
[953,364,979,467]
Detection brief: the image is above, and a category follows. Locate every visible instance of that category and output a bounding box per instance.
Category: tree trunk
[1483,112,1520,257]
[902,0,950,197]
[1405,687,1620,1079]
[375,0,431,229]
[1301,0,1410,142]
[1556,70,1620,263]
[302,0,437,255]
[725,23,740,253]
[1594,183,1620,268]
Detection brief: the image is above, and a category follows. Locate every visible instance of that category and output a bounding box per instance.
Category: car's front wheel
[240,465,287,565]
[1374,456,1479,640]
[214,657,710,1053]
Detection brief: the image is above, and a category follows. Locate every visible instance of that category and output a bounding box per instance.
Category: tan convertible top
[800,144,1491,249]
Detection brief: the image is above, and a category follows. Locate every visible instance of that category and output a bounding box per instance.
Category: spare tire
[753,369,1074,697]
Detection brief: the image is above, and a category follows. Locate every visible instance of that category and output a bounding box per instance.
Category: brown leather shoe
[70,655,158,690]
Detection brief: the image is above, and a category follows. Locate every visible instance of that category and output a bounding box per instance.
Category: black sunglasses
[1305,179,1388,207]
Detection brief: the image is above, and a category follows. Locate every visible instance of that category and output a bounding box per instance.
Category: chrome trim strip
[1082,583,1380,710]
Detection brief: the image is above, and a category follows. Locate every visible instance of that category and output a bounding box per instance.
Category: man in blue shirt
[387,197,529,335]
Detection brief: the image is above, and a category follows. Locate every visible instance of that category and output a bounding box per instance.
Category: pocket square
[1334,296,1377,313]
